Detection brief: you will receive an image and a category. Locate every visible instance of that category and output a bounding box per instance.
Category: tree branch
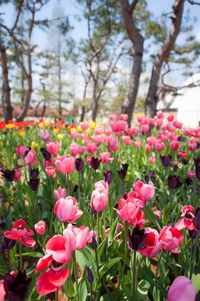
[128,0,140,13]
[187,0,200,5]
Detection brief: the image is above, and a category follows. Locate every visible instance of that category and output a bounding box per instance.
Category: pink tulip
[167,114,174,122]
[70,143,85,156]
[34,220,46,235]
[139,227,161,258]
[25,150,38,165]
[54,196,83,223]
[45,166,56,177]
[141,124,149,133]
[80,122,89,131]
[63,224,91,250]
[170,140,180,151]
[45,235,72,264]
[134,140,141,149]
[148,157,156,164]
[91,189,108,213]
[47,141,60,155]
[14,169,22,180]
[116,197,145,228]
[70,131,79,139]
[155,142,164,152]
[100,152,111,164]
[55,156,75,174]
[122,135,132,145]
[16,145,29,157]
[86,142,98,153]
[133,180,155,204]
[159,226,184,253]
[0,280,5,301]
[167,276,196,301]
[145,144,152,153]
[107,136,119,152]
[173,120,183,129]
[54,187,67,200]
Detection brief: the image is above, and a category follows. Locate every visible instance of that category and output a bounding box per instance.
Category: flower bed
[0,112,199,301]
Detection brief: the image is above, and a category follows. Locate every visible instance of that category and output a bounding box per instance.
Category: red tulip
[139,227,161,258]
[34,220,46,235]
[4,219,35,248]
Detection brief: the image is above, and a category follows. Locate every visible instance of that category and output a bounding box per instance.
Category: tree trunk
[145,0,185,117]
[0,42,12,122]
[120,0,144,126]
[145,58,162,117]
[122,48,143,126]
[91,98,98,121]
[16,74,32,121]
[80,106,85,122]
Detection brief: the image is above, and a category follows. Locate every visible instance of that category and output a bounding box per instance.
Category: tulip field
[0,113,200,301]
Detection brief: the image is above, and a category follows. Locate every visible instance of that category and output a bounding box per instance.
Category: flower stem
[55,290,59,301]
[19,243,22,271]
[123,222,128,273]
[132,250,137,301]
[73,251,79,301]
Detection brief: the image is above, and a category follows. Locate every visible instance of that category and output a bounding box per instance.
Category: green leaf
[15,252,43,258]
[99,257,121,277]
[192,274,200,293]
[107,217,118,246]
[138,279,150,295]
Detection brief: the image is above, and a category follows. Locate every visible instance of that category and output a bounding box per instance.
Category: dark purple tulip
[118,163,128,182]
[24,148,31,157]
[91,236,97,250]
[104,171,112,184]
[194,207,200,230]
[168,175,181,189]
[144,170,155,182]
[1,169,15,182]
[178,136,185,142]
[194,156,200,180]
[30,168,39,179]
[185,177,193,186]
[40,148,51,161]
[128,225,147,251]
[4,270,32,301]
[160,155,172,167]
[123,192,128,200]
[182,159,188,165]
[73,185,79,192]
[0,237,15,253]
[28,177,40,191]
[189,229,199,239]
[86,266,94,283]
[90,157,101,170]
[75,158,84,172]
[0,217,6,229]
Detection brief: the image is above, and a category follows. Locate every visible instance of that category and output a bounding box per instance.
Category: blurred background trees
[0,0,200,123]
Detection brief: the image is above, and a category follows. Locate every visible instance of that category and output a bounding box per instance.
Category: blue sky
[1,0,200,51]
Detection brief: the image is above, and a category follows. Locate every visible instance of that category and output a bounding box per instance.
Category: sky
[1,0,200,106]
[2,0,200,50]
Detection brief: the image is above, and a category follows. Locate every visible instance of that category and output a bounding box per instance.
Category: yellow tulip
[89,121,96,129]
[31,141,38,149]
[57,133,64,141]
[6,123,15,129]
